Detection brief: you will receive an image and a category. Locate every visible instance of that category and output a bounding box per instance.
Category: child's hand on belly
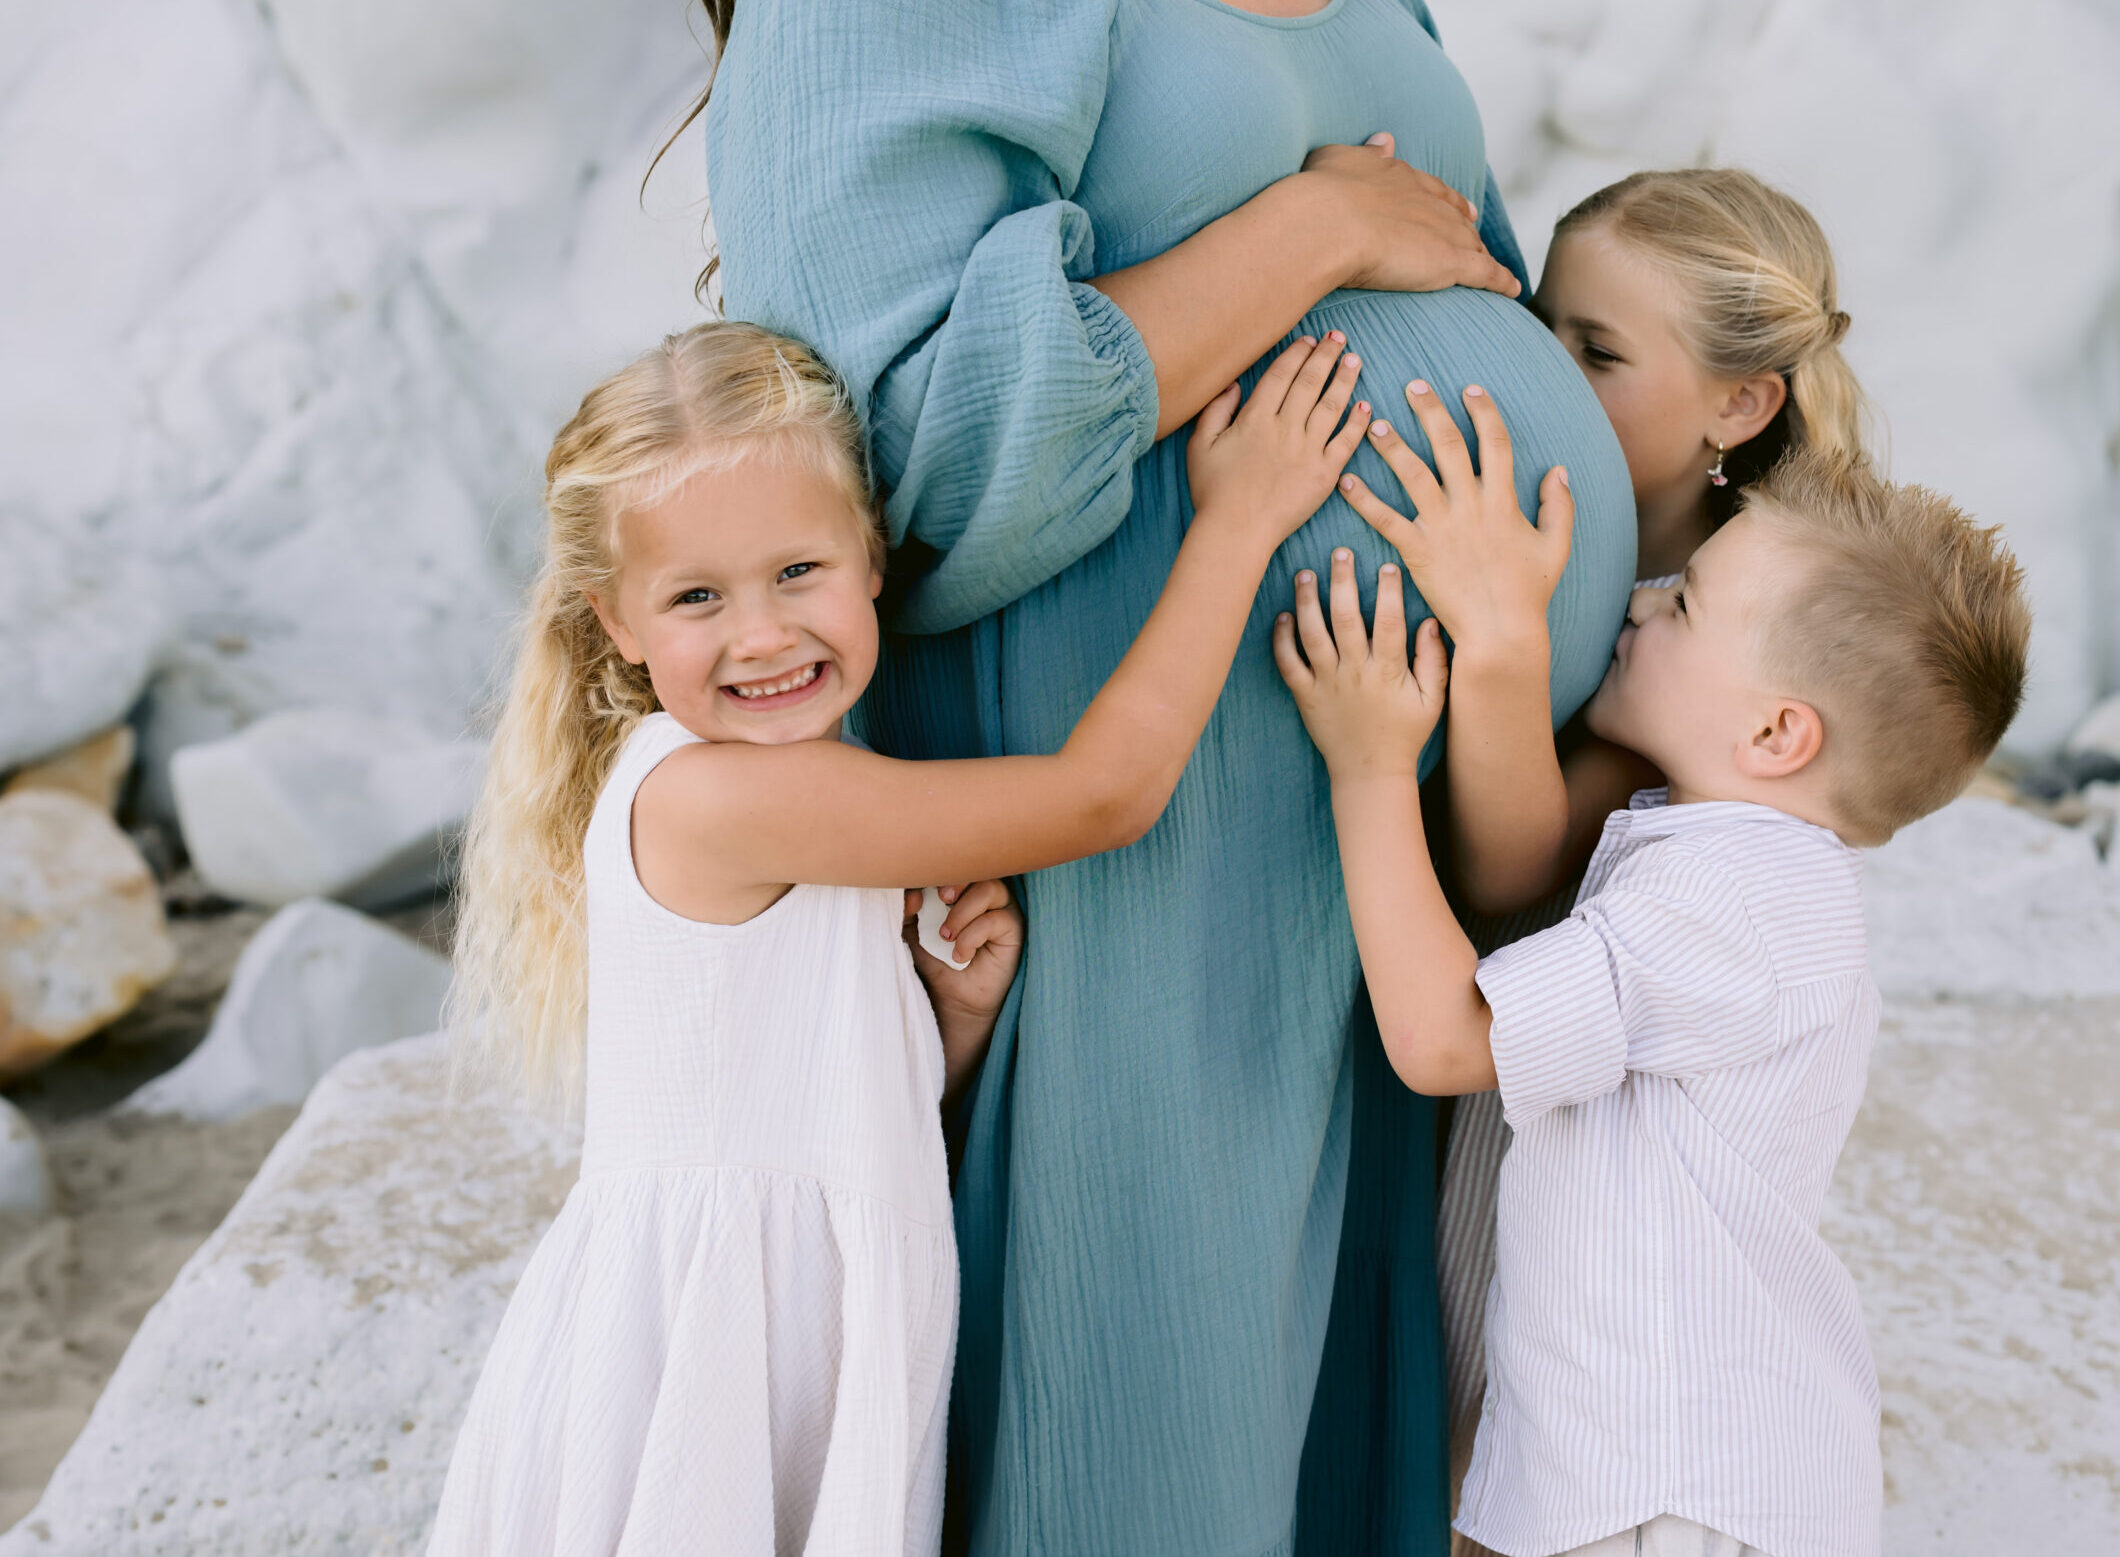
[1337,380,1574,667]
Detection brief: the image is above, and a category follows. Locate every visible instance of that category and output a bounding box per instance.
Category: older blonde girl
[427,319,1372,1556]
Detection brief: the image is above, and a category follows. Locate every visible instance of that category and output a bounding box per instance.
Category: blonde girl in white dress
[427,320,1377,1556]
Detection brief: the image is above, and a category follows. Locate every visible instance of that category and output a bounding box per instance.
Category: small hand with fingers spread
[1338,380,1573,660]
[1187,333,1373,551]
[1274,547,1449,780]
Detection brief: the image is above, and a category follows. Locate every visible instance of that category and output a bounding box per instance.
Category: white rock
[2065,693,2120,761]
[126,900,453,1122]
[0,1033,578,1556]
[0,1096,54,1217]
[0,0,713,828]
[170,710,486,911]
[0,792,177,1083]
[0,526,168,774]
[1863,796,2120,1002]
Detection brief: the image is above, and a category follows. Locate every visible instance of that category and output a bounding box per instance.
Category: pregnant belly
[1228,287,1635,740]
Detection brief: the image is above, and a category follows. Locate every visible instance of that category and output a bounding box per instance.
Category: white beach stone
[0,792,177,1083]
[4,726,138,814]
[2064,693,2120,762]
[0,528,168,776]
[0,1097,53,1218]
[1863,796,2120,1002]
[125,900,452,1123]
[169,710,486,911]
[0,1034,577,1556]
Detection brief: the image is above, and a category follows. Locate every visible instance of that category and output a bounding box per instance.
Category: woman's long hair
[648,2,739,302]
[448,320,873,1104]
[1557,168,1870,519]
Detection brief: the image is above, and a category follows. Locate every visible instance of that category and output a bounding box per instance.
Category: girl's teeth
[731,663,819,699]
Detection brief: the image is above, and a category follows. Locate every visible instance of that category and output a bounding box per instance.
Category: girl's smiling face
[588,452,883,746]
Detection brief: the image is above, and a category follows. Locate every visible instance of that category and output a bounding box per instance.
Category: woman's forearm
[1444,640,1572,914]
[1088,174,1356,438]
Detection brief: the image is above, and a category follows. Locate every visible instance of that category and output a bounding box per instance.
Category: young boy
[1275,383,2029,1557]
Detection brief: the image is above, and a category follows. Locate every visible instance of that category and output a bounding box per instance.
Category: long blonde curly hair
[1557,168,1870,518]
[448,321,876,1103]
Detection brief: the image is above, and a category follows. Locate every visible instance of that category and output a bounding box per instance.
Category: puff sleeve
[706,0,1158,634]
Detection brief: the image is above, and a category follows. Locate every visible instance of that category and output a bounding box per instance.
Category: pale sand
[0,1107,297,1530]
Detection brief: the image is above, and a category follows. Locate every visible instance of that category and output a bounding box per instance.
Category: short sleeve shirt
[1457,791,1883,1557]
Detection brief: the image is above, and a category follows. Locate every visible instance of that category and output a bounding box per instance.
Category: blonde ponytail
[1558,168,1869,516]
[448,321,876,1103]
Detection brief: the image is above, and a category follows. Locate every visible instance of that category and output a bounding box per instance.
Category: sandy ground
[0,889,455,1530]
[1825,996,2120,1544]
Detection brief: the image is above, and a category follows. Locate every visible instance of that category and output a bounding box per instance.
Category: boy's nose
[1627,580,1675,627]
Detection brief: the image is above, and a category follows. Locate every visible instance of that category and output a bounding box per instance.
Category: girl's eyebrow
[1566,314,1619,340]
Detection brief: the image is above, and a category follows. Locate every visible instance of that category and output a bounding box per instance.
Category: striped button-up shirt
[1458,791,1882,1557]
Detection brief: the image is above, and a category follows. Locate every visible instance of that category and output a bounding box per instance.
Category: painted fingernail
[1371,420,1391,439]
[1339,475,1358,491]
[1327,330,1345,343]
[1356,400,1370,413]
[1465,384,1485,398]
[1408,379,1431,396]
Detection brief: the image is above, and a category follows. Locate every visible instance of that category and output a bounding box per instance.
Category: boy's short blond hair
[1746,449,2030,844]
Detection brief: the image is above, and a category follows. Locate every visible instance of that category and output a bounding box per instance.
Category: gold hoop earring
[1708,441,1729,488]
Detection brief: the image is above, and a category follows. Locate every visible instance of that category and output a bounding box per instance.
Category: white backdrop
[2,0,2114,800]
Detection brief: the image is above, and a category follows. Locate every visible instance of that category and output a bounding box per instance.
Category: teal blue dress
[708,3,1635,1552]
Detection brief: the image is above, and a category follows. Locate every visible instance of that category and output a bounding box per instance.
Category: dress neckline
[1181,0,1351,32]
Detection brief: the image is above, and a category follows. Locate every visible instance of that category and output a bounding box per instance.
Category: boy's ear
[1739,696,1824,779]
[586,590,646,666]
[1716,372,1790,452]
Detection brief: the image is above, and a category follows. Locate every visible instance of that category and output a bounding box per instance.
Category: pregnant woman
[705,2,1634,1551]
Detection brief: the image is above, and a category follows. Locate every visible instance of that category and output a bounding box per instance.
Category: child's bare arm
[639,335,1373,894]
[1552,734,1665,883]
[1274,550,1495,1095]
[1335,382,1580,915]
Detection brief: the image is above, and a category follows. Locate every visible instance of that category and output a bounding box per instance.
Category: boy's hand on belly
[1273,548,1447,780]
[1338,380,1574,674]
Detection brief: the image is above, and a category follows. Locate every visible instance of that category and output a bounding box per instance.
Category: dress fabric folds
[429,716,958,1556]
[709,3,1636,1552]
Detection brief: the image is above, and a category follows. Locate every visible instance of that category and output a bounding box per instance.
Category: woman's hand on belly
[1302,136,1520,300]
[1088,135,1517,439]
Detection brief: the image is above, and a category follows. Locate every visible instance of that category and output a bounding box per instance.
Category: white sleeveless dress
[429,714,958,1557]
